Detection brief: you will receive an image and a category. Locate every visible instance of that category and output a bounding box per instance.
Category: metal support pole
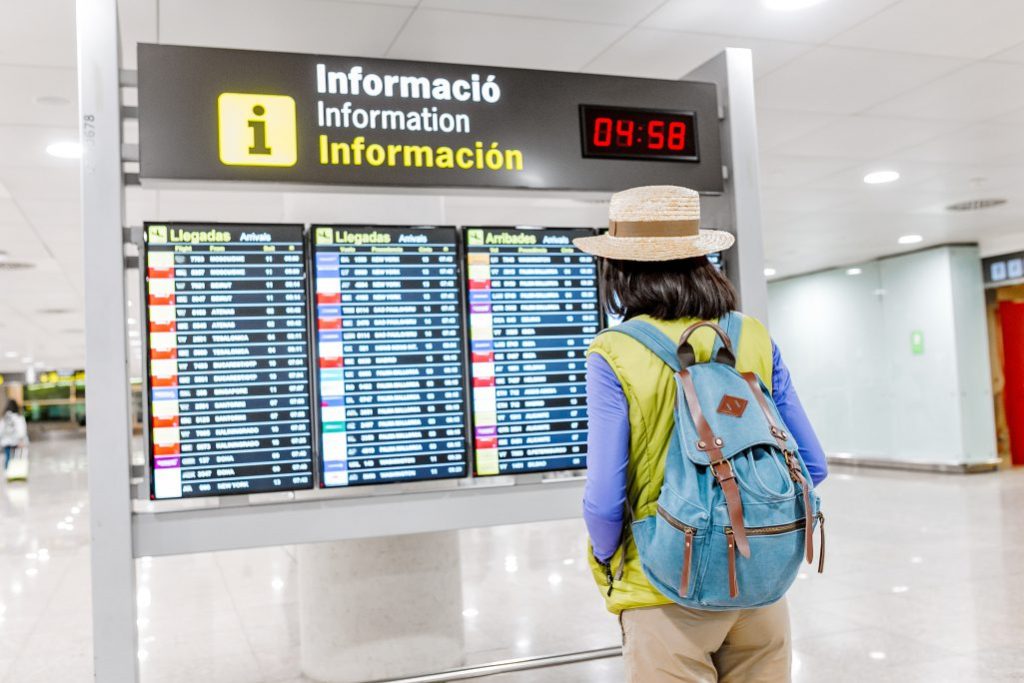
[77,0,140,680]
[687,49,769,323]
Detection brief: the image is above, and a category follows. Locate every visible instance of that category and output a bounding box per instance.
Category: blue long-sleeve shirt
[583,341,828,562]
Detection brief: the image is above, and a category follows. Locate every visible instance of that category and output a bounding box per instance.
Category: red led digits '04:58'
[580,105,699,162]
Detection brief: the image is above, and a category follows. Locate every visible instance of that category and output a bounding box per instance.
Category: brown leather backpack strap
[678,320,732,350]
[817,512,826,574]
[726,530,739,598]
[680,529,694,596]
[679,369,750,559]
[677,321,736,368]
[741,371,815,564]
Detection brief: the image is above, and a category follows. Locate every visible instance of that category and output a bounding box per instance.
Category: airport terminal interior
[2,0,1024,681]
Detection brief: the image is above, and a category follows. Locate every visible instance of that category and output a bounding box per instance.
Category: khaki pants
[620,598,791,682]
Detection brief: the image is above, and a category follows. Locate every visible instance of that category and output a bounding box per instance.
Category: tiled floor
[2,434,1023,682]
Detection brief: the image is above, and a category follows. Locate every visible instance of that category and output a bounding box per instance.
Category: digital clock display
[579,104,699,162]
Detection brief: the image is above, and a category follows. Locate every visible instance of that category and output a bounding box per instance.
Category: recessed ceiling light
[35,95,71,106]
[864,170,900,185]
[898,234,923,245]
[46,141,82,159]
[846,267,862,275]
[764,267,777,277]
[3,351,16,359]
[764,0,826,10]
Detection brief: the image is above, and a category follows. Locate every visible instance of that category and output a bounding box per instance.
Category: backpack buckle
[710,458,735,484]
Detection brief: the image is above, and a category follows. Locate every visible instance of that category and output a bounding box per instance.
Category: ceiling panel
[756,46,965,114]
[386,9,624,70]
[902,164,1024,196]
[831,0,1024,60]
[584,29,811,79]
[757,108,842,151]
[419,0,664,25]
[0,166,80,201]
[0,125,80,169]
[0,200,28,226]
[804,159,943,190]
[781,116,958,160]
[117,0,157,70]
[893,123,1024,164]
[158,0,411,58]
[17,199,82,232]
[979,229,1024,258]
[0,66,77,127]
[0,0,77,68]
[868,61,1024,121]
[759,154,860,188]
[989,40,1024,63]
[758,186,861,214]
[642,0,902,44]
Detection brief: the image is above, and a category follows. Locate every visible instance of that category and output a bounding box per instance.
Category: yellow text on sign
[217,93,297,167]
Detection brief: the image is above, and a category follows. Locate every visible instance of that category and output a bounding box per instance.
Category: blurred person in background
[1,400,28,473]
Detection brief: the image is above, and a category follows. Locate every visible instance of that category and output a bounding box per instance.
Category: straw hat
[573,185,735,261]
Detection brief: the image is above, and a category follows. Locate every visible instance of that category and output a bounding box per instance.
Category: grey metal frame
[78,0,140,680]
[78,0,764,674]
[688,49,770,323]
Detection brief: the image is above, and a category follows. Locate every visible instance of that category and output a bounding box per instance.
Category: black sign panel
[137,44,723,193]
[312,225,469,487]
[144,222,314,499]
[983,250,1024,286]
[465,227,598,475]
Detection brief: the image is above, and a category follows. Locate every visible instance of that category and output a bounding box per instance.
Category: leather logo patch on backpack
[717,395,749,418]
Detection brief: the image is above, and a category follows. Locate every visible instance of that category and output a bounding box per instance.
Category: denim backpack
[607,312,824,610]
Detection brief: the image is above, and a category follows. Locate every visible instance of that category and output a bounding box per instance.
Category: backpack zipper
[725,519,804,536]
[656,505,699,534]
[657,506,696,596]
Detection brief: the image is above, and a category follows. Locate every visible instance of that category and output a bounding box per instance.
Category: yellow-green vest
[586,313,774,614]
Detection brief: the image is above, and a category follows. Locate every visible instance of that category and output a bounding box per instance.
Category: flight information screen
[312,225,469,487]
[464,227,599,475]
[144,223,314,500]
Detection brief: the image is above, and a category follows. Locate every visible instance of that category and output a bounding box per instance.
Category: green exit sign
[911,330,925,355]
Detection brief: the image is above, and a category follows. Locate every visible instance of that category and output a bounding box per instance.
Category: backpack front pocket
[695,517,813,609]
[631,504,707,602]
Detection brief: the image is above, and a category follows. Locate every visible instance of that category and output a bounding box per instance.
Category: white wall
[768,245,997,467]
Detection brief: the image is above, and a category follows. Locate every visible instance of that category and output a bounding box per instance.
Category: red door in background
[1000,301,1024,466]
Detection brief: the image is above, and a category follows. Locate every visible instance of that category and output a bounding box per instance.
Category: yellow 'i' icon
[248,105,272,155]
[218,93,297,167]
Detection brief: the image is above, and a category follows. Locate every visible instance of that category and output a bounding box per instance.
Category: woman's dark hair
[5,400,20,415]
[600,256,738,321]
